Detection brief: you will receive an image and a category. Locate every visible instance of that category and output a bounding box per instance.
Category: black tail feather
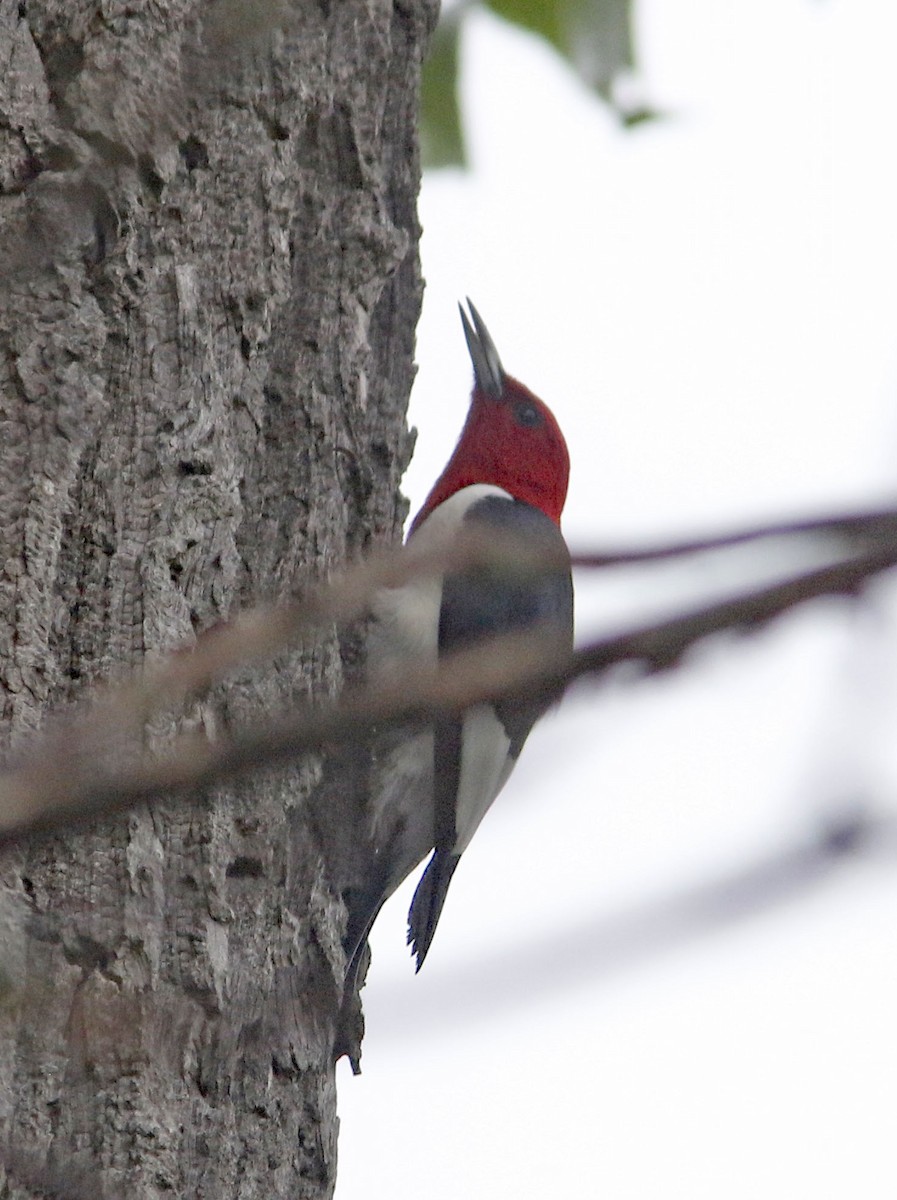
[407,849,461,971]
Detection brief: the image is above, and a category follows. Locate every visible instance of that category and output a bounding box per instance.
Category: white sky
[336,3,897,1196]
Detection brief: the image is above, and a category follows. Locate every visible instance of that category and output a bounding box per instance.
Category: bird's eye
[514,402,542,428]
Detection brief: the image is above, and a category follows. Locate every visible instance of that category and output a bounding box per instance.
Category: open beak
[459,298,505,398]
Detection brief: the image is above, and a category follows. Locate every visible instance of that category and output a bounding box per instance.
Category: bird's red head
[409,302,570,536]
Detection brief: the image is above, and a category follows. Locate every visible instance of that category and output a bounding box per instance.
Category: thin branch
[72,504,897,749]
[572,541,897,678]
[1,533,896,846]
[78,526,544,734]
[569,505,897,566]
[77,504,897,740]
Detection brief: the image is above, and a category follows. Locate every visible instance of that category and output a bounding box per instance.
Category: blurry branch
[74,528,540,731]
[1,507,897,846]
[573,541,897,677]
[570,505,897,566]
[87,502,897,729]
[371,804,897,1033]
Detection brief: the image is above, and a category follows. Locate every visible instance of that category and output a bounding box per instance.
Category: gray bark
[0,0,432,1195]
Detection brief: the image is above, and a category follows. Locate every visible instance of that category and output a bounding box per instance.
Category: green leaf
[486,0,634,103]
[421,16,466,169]
[486,0,566,50]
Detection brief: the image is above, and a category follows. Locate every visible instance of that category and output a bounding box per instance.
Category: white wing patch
[453,703,514,853]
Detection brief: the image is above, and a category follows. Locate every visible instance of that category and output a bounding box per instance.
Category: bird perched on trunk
[343,301,573,982]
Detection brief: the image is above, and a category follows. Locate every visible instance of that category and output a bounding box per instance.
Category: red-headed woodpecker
[345,301,573,977]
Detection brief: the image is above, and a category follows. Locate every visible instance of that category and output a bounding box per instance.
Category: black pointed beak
[459,299,505,398]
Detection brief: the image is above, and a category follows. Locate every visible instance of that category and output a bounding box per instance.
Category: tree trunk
[0,0,431,1195]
